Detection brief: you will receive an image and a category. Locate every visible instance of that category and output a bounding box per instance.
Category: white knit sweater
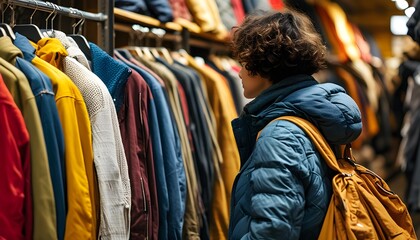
[55,31,131,240]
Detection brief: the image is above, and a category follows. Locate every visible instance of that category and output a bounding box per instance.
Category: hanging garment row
[0,0,112,53]
[1,1,402,240]
[0,9,252,238]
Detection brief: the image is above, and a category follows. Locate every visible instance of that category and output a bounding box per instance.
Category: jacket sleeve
[244,126,307,240]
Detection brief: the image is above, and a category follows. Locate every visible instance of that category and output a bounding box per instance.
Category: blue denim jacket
[11,34,66,240]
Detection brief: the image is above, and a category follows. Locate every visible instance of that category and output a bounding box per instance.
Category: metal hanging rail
[8,0,107,21]
[6,0,113,54]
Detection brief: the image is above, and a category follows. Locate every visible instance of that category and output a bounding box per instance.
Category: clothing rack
[6,0,114,54]
[113,7,231,56]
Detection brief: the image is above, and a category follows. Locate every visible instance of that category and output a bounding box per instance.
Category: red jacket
[0,74,32,240]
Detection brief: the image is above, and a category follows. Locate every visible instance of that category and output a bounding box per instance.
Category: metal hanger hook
[72,9,85,34]
[72,17,83,34]
[8,2,15,26]
[29,0,38,25]
[77,14,85,35]
[50,3,59,31]
[1,1,10,23]
[44,2,55,29]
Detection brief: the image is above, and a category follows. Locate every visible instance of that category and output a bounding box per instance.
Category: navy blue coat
[229,74,362,239]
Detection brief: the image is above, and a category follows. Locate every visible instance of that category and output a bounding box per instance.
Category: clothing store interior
[1,0,420,239]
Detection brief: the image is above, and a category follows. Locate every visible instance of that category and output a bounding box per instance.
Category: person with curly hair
[228,8,363,240]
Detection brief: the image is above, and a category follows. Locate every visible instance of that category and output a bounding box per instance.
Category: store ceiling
[334,0,412,29]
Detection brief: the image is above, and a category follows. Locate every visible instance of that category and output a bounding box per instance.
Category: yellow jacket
[35,38,98,240]
[184,0,227,37]
[22,37,94,240]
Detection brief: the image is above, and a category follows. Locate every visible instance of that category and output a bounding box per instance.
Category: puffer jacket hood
[232,74,362,163]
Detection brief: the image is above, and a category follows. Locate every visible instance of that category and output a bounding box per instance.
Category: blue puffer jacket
[229,74,362,240]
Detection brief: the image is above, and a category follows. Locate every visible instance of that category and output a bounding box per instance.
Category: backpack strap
[257,116,342,172]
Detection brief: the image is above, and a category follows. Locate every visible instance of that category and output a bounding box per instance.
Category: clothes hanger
[150,47,160,60]
[67,12,91,61]
[137,27,155,61]
[0,4,6,38]
[158,47,174,64]
[209,53,224,70]
[141,46,154,61]
[40,2,57,38]
[209,54,233,72]
[152,28,174,64]
[146,29,161,60]
[0,2,16,40]
[130,25,157,61]
[0,23,15,39]
[125,25,145,59]
[0,26,6,37]
[141,27,174,64]
[126,25,155,61]
[133,27,154,61]
[171,49,188,66]
[13,0,43,42]
[115,48,134,60]
[178,48,204,67]
[125,46,144,59]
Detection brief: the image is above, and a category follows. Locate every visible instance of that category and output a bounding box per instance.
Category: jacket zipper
[140,177,149,239]
[138,92,143,127]
[140,177,147,212]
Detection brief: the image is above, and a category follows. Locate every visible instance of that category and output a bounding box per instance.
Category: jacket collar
[89,42,131,85]
[244,74,317,118]
[36,37,68,70]
[0,36,23,65]
[232,74,317,165]
[89,42,131,112]
[13,33,37,62]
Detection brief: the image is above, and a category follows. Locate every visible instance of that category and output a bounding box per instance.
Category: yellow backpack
[259,116,417,240]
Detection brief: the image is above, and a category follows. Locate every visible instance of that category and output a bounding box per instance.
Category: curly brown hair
[231,9,326,83]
